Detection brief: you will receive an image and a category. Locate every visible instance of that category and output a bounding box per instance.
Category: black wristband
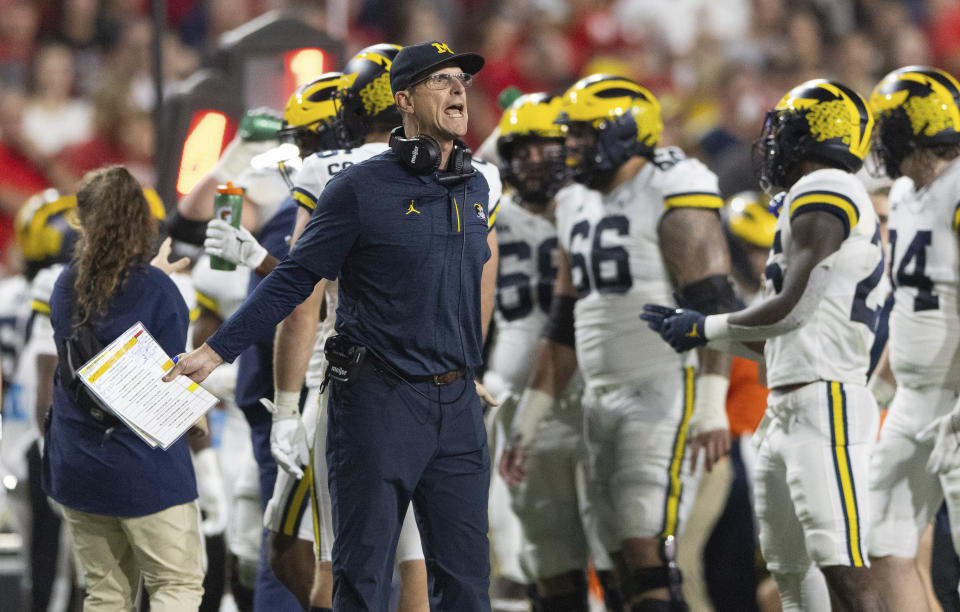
[542,294,576,348]
[166,211,209,246]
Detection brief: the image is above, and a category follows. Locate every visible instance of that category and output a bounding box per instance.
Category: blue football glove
[641,304,708,353]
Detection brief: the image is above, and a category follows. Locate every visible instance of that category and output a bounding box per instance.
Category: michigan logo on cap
[432,42,453,55]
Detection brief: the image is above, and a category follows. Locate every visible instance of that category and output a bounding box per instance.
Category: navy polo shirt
[42,264,197,517]
[207,149,491,376]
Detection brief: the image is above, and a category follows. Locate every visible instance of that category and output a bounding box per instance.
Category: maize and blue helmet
[279,71,351,155]
[554,74,663,190]
[338,43,403,147]
[753,79,873,193]
[496,93,568,205]
[869,65,960,178]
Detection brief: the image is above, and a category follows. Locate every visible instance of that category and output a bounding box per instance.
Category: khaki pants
[62,501,205,612]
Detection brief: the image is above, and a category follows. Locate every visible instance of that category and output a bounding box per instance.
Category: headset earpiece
[390,126,442,174]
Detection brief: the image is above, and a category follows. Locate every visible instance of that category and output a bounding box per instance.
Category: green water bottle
[238,109,283,142]
[209,182,243,271]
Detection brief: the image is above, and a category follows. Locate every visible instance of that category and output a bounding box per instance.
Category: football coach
[164,41,499,611]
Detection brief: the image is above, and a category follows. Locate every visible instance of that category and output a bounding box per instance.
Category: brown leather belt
[405,368,466,386]
[367,353,466,386]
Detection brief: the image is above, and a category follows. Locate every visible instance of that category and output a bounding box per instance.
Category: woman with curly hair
[41,165,204,611]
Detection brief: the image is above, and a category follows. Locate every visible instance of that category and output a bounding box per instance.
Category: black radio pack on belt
[389,126,476,184]
[321,335,367,392]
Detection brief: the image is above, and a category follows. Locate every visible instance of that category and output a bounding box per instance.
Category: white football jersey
[295,144,503,386]
[486,192,559,393]
[555,148,722,386]
[236,143,301,228]
[292,143,389,213]
[763,169,885,388]
[192,254,249,321]
[1,266,61,481]
[886,158,960,388]
[0,274,29,383]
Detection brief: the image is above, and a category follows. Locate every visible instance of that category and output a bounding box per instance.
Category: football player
[484,93,608,611]
[643,79,888,611]
[865,66,960,611]
[501,74,735,612]
[3,190,80,612]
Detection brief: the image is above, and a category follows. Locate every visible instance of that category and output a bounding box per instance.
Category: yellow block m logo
[432,42,453,55]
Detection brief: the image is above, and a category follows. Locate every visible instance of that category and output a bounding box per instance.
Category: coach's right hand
[163,343,223,383]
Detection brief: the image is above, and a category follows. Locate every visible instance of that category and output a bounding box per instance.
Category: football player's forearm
[178,174,219,220]
[526,338,577,398]
[273,282,324,393]
[697,346,730,377]
[255,253,280,278]
[720,211,844,334]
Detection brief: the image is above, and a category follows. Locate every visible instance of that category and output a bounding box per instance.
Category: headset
[389,126,477,184]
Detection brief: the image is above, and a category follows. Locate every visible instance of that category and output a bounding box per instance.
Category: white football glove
[193,447,229,536]
[261,392,309,479]
[210,136,279,183]
[204,219,267,269]
[920,410,960,474]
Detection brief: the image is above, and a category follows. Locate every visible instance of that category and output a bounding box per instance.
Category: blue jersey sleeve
[206,258,320,363]
[289,173,361,280]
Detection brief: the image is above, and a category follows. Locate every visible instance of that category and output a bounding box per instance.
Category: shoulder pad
[30,264,65,307]
[652,146,687,170]
[654,154,722,211]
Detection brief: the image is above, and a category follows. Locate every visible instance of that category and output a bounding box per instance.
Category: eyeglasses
[413,72,473,90]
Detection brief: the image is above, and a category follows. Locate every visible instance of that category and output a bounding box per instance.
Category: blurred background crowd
[2,0,960,278]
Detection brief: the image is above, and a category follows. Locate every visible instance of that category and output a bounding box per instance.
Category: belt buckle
[432,370,458,386]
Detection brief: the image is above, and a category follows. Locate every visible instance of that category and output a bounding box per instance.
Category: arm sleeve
[289,173,361,280]
[205,258,321,363]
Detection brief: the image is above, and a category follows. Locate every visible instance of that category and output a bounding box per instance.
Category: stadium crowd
[3,1,960,612]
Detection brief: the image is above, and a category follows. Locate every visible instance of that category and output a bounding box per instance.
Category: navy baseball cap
[390,40,485,94]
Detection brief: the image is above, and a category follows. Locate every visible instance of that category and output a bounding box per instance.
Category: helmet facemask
[564,120,630,191]
[279,117,346,156]
[498,137,568,206]
[753,109,813,194]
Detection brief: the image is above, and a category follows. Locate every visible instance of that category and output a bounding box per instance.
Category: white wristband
[509,388,555,447]
[273,390,300,419]
[704,313,731,341]
[690,373,730,436]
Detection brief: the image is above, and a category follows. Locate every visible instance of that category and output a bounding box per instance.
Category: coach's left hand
[475,380,499,408]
